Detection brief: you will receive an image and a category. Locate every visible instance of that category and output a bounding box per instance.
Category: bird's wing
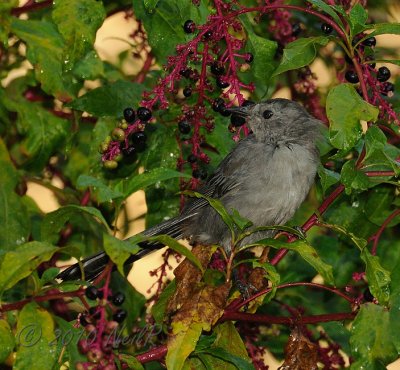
[182,136,254,215]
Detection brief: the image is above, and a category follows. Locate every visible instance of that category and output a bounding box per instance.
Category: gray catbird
[58,98,322,281]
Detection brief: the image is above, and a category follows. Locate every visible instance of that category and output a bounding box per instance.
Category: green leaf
[199,347,254,370]
[114,167,191,199]
[341,160,371,194]
[350,304,397,368]
[254,238,334,285]
[349,4,368,36]
[103,233,140,276]
[0,137,19,190]
[367,23,400,38]
[273,36,329,76]
[317,165,340,195]
[119,354,145,370]
[72,50,105,80]
[363,126,400,175]
[77,175,124,203]
[53,317,86,368]
[0,1,18,46]
[306,0,345,30]
[244,25,277,84]
[152,280,176,325]
[0,319,14,363]
[167,322,203,370]
[253,261,280,302]
[3,99,70,170]
[133,0,207,64]
[68,80,145,117]
[10,18,71,99]
[41,205,110,244]
[360,249,391,306]
[52,0,105,70]
[0,242,58,296]
[327,84,379,150]
[389,260,400,353]
[14,303,57,370]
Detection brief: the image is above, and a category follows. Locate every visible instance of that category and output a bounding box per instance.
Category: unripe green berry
[104,160,118,169]
[104,135,112,144]
[114,154,123,162]
[112,128,125,142]
[99,142,109,154]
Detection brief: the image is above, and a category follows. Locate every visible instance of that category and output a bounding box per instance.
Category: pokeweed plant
[0,0,399,369]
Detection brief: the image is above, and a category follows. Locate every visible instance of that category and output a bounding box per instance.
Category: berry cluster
[100,107,152,168]
[342,35,397,122]
[76,286,127,370]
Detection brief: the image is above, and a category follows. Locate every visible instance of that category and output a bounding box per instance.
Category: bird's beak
[226,103,255,117]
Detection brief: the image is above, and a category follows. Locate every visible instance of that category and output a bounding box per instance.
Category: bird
[57,98,322,282]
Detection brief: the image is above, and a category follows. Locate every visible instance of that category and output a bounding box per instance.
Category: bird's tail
[56,214,194,281]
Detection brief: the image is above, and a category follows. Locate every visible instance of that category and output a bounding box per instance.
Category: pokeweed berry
[321,23,333,34]
[381,82,395,96]
[216,77,230,88]
[122,146,136,158]
[362,37,376,47]
[212,98,225,112]
[131,131,147,145]
[178,120,191,134]
[187,154,197,163]
[112,292,125,306]
[364,56,376,69]
[183,86,192,97]
[377,66,391,82]
[203,30,213,40]
[111,128,125,142]
[123,107,135,123]
[85,286,99,300]
[137,107,152,121]
[179,67,191,78]
[210,62,225,76]
[345,70,359,83]
[363,288,374,302]
[231,114,246,127]
[113,309,127,323]
[183,20,195,34]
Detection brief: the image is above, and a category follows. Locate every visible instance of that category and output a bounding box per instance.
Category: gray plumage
[58,99,322,281]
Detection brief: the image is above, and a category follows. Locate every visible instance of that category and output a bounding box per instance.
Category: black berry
[364,56,376,69]
[79,315,90,326]
[131,131,146,145]
[362,37,376,47]
[212,98,225,112]
[203,30,213,40]
[230,114,246,127]
[85,286,99,300]
[113,309,127,323]
[345,70,359,83]
[291,22,302,36]
[179,68,191,78]
[245,53,254,63]
[321,23,333,34]
[137,107,152,121]
[381,82,395,96]
[377,66,391,82]
[112,292,125,306]
[216,77,230,89]
[123,107,135,123]
[210,62,225,76]
[183,20,195,34]
[89,306,101,319]
[122,146,136,158]
[183,86,192,97]
[178,120,191,134]
[187,154,197,163]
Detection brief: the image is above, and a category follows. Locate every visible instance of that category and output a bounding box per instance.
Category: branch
[135,345,168,363]
[370,208,400,255]
[221,311,356,325]
[11,0,53,16]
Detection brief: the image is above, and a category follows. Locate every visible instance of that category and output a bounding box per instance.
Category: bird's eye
[263,110,273,119]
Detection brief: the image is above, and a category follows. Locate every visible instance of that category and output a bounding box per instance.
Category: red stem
[0,289,85,312]
[370,208,400,255]
[135,53,154,84]
[135,345,167,363]
[11,0,52,16]
[221,311,356,325]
